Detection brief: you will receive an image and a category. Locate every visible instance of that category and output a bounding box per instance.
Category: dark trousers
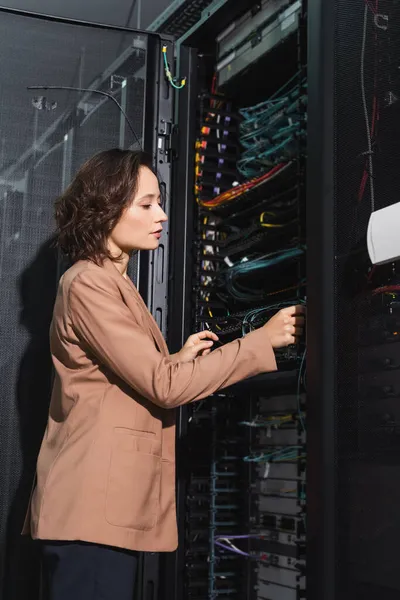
[41,541,138,600]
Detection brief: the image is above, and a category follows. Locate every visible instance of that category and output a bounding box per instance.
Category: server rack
[1,2,399,600]
[168,2,308,600]
[167,2,400,600]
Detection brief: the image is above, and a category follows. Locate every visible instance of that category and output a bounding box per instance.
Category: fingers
[284,316,304,326]
[195,340,215,354]
[282,306,305,334]
[194,330,219,342]
[281,305,306,316]
[282,304,305,342]
[293,316,305,326]
[284,325,303,336]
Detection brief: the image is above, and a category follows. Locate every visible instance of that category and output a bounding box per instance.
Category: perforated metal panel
[149,0,215,37]
[334,2,400,598]
[0,11,150,599]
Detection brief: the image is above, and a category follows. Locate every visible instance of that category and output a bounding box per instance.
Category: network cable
[236,75,307,177]
[241,298,306,336]
[198,162,290,208]
[239,413,304,428]
[239,71,305,118]
[214,534,266,558]
[162,45,186,90]
[28,85,141,147]
[358,3,379,210]
[243,446,304,463]
[224,247,305,301]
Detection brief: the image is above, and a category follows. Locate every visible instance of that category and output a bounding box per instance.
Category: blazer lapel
[102,259,169,356]
[125,277,169,355]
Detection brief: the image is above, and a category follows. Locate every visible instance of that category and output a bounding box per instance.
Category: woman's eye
[142,205,152,209]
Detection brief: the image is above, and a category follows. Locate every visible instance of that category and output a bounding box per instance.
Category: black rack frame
[161,44,199,600]
[170,0,339,598]
[170,3,310,599]
[306,0,337,599]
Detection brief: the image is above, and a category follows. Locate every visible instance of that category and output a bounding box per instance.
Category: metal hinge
[158,121,178,162]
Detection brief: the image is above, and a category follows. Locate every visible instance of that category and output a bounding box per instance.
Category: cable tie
[263,462,270,479]
[374,13,388,30]
[224,256,234,267]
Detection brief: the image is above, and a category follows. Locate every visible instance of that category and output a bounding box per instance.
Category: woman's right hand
[263,305,305,348]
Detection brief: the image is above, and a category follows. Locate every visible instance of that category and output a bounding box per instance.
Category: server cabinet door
[0,9,173,600]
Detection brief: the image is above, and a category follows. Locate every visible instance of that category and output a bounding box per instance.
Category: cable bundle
[237,73,307,177]
[198,161,290,209]
[224,247,305,301]
[239,413,303,428]
[243,445,304,463]
[215,534,268,560]
[188,28,308,600]
[241,298,306,335]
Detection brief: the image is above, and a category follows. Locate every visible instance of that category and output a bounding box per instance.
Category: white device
[367,201,400,265]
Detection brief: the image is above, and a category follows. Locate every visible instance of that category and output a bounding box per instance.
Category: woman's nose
[158,206,168,222]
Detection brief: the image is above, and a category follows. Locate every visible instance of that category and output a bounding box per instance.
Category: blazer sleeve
[68,269,277,409]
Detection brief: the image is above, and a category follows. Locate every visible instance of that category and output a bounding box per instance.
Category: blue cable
[225,248,304,300]
[162,46,186,90]
[243,445,303,463]
[237,75,307,174]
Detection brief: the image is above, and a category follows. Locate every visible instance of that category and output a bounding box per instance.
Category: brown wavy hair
[55,148,154,264]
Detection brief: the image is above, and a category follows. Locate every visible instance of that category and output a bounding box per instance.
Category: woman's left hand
[174,330,219,363]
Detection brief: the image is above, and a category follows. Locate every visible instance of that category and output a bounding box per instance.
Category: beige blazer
[23,258,277,552]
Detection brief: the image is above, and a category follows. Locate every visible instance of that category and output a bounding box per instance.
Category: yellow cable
[260,211,295,228]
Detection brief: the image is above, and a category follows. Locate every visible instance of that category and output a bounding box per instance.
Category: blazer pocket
[105,429,161,531]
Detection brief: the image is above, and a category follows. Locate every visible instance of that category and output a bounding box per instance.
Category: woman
[23,149,304,599]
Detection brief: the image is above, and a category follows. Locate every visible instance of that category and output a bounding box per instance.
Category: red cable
[372,285,400,295]
[200,163,286,207]
[364,0,377,14]
[211,73,217,95]
[367,265,376,282]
